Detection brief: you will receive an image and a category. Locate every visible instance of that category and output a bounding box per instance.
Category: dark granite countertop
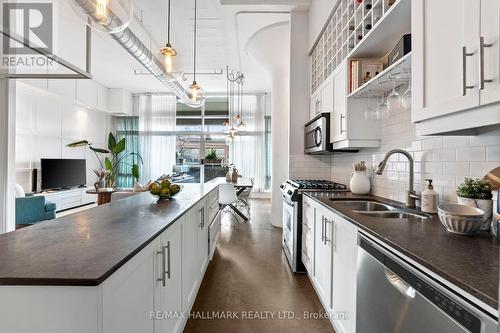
[304,192,499,311]
[0,182,220,286]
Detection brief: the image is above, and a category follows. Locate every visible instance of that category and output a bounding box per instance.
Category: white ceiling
[89,0,298,94]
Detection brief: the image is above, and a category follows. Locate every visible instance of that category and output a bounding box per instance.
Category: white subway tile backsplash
[456,147,485,161]
[423,137,443,150]
[328,109,499,205]
[470,162,500,178]
[432,148,456,161]
[443,162,469,176]
[486,146,500,161]
[443,136,468,148]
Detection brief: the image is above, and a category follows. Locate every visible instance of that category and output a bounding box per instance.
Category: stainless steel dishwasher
[356,235,498,333]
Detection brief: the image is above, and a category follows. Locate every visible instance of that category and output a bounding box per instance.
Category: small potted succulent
[456,178,493,230]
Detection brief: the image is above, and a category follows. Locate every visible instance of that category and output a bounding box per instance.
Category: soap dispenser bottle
[421,179,439,213]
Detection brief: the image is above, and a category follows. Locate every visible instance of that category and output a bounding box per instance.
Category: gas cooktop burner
[288,179,348,190]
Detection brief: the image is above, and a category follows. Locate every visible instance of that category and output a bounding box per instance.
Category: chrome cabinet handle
[157,245,167,287]
[324,219,332,245]
[480,36,494,90]
[166,241,171,280]
[462,46,475,95]
[321,216,325,242]
[199,207,205,229]
[340,114,346,134]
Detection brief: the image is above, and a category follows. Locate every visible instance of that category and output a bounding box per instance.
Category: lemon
[160,180,171,189]
[170,184,181,195]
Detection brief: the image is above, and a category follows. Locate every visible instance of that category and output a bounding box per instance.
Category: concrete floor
[184,199,335,333]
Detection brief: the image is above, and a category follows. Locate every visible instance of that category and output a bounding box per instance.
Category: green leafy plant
[205,148,218,160]
[456,178,493,200]
[67,133,143,188]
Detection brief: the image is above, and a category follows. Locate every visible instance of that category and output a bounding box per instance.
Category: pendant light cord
[167,0,171,44]
[193,0,197,83]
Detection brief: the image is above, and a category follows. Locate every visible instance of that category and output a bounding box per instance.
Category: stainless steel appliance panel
[356,236,497,333]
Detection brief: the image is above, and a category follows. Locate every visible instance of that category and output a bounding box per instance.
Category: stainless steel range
[280,179,348,273]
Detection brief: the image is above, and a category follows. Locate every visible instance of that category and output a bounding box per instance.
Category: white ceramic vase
[350,171,371,195]
[457,197,493,231]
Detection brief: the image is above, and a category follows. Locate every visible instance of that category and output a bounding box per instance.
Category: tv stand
[36,188,95,212]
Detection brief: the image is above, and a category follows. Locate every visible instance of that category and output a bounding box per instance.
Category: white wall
[15,81,111,193]
[0,79,17,233]
[247,21,291,228]
[308,0,338,49]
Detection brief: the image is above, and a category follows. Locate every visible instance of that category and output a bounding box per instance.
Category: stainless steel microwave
[304,113,333,154]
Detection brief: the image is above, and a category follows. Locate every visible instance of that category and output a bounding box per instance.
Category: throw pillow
[15,184,26,198]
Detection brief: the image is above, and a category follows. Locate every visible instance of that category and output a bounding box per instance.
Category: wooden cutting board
[484,166,500,190]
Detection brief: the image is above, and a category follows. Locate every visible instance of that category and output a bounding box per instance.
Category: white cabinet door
[182,205,200,312]
[331,215,358,333]
[197,200,209,275]
[313,204,333,310]
[302,197,315,274]
[310,90,321,119]
[155,221,183,333]
[332,65,347,143]
[321,76,334,114]
[412,0,480,122]
[480,0,500,106]
[102,240,156,333]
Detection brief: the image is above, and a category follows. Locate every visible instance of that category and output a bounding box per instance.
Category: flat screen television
[41,159,87,190]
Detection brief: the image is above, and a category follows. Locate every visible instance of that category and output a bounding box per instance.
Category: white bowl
[438,204,485,235]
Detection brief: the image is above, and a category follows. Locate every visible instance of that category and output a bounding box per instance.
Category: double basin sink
[331,200,430,220]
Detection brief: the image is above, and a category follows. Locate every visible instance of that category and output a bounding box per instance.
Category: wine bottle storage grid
[311,0,397,94]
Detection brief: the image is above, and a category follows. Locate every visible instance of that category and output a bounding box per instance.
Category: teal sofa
[16,194,57,227]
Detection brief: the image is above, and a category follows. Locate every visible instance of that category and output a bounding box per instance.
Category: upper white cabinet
[412,0,500,135]
[310,76,334,119]
[108,88,134,115]
[480,0,500,106]
[330,61,381,149]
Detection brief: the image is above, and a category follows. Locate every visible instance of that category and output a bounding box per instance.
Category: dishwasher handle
[384,269,415,299]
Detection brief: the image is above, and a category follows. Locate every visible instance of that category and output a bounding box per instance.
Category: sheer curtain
[232,94,266,192]
[137,94,177,183]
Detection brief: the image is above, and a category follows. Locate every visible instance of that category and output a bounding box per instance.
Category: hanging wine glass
[402,79,412,111]
[376,95,388,119]
[387,80,403,111]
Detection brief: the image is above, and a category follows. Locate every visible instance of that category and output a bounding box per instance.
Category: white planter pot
[457,197,493,231]
[350,171,371,195]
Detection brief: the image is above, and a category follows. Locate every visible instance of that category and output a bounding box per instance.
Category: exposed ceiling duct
[71,0,203,108]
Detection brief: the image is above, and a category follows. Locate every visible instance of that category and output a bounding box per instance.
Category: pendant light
[236,74,247,131]
[159,0,178,75]
[69,0,133,34]
[187,0,205,104]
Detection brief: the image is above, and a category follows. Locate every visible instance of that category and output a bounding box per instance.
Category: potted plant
[456,178,493,230]
[68,132,143,188]
[204,148,222,164]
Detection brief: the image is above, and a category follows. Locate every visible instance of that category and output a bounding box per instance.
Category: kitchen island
[0,181,222,333]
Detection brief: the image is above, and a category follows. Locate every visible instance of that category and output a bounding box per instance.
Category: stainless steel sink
[331,200,430,220]
[355,211,430,220]
[331,200,396,212]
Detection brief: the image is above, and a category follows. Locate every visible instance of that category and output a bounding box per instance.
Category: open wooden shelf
[347,52,411,98]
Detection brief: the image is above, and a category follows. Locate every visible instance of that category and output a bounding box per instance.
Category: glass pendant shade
[225,133,235,145]
[160,44,178,75]
[237,121,247,131]
[69,0,133,33]
[188,81,205,103]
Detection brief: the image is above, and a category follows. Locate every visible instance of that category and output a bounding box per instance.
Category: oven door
[282,198,296,268]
